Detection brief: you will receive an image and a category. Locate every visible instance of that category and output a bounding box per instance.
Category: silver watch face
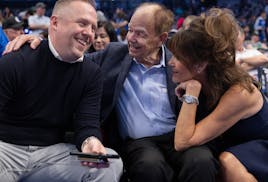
[184,96,194,103]
[182,95,198,104]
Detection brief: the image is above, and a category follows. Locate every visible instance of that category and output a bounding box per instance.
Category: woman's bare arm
[174,84,263,151]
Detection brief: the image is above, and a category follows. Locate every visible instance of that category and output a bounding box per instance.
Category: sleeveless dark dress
[223,95,268,182]
[196,93,268,181]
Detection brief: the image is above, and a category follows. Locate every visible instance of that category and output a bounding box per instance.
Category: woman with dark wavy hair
[168,8,268,182]
[87,21,118,53]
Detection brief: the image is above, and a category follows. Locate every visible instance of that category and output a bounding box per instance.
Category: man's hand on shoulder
[3,34,42,55]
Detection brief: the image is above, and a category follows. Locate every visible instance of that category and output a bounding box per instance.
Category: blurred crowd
[2,0,268,45]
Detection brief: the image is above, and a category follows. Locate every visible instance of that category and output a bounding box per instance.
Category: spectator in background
[111,8,128,36]
[2,16,24,41]
[3,7,14,19]
[0,10,4,26]
[117,26,127,44]
[18,8,35,34]
[87,21,117,53]
[0,27,8,56]
[241,25,251,41]
[236,27,268,73]
[245,32,268,50]
[235,26,268,95]
[28,2,50,36]
[97,10,107,22]
[181,15,198,30]
[254,11,267,42]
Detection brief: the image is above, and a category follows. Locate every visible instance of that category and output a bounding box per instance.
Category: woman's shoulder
[222,84,263,118]
[225,84,260,99]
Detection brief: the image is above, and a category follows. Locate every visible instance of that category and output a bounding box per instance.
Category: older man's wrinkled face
[127,6,162,63]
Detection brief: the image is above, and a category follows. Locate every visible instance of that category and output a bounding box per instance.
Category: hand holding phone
[70,151,120,163]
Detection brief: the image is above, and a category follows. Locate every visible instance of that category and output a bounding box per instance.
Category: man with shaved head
[0,0,122,182]
[4,2,218,182]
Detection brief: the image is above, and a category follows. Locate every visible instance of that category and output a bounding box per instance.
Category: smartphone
[70,151,120,159]
[70,151,120,163]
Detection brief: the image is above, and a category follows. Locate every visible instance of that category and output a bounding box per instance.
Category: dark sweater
[0,40,103,150]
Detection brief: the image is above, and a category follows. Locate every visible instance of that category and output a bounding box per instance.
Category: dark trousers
[120,131,219,182]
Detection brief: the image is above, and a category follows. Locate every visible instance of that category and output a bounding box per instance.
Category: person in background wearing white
[235,26,268,81]
[28,2,50,36]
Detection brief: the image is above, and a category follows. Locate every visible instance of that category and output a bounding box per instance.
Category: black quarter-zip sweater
[0,40,103,150]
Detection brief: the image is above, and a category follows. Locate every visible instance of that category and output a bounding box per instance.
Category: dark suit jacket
[87,42,180,147]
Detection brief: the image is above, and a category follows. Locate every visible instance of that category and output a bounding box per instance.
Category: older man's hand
[3,34,42,55]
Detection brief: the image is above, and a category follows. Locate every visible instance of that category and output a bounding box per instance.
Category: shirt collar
[48,36,84,63]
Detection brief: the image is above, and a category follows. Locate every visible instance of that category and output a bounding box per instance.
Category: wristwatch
[180,94,199,105]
